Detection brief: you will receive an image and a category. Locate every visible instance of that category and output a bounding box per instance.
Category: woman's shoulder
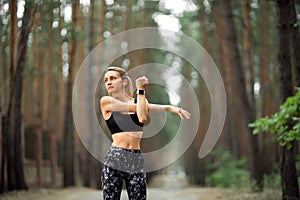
[100,96,112,119]
[100,96,113,103]
[99,96,113,112]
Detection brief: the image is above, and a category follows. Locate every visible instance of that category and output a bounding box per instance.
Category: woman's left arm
[148,103,191,119]
[136,76,149,123]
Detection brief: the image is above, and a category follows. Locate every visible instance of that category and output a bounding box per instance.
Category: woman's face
[104,70,124,94]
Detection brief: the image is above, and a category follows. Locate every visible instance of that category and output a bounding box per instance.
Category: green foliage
[249,88,300,149]
[206,148,251,188]
[263,164,281,189]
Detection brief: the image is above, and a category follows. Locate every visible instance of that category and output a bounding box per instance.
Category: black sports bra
[105,112,144,135]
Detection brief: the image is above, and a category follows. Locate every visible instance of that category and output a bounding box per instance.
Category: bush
[249,88,300,149]
[263,164,281,189]
[205,148,251,188]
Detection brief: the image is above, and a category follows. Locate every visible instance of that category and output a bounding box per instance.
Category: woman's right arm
[100,96,136,116]
[148,103,191,119]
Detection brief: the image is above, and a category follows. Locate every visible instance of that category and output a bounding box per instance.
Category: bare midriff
[112,131,143,150]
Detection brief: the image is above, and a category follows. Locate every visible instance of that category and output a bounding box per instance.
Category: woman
[100,66,191,200]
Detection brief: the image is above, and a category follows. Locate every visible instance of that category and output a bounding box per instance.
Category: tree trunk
[96,0,106,189]
[6,0,17,190]
[242,0,255,110]
[43,2,54,129]
[0,116,3,193]
[98,0,105,43]
[260,0,275,176]
[212,1,237,154]
[49,0,64,186]
[46,1,56,185]
[219,0,262,190]
[0,12,8,192]
[242,0,263,190]
[222,2,252,158]
[290,0,300,87]
[56,0,65,145]
[260,0,272,117]
[195,1,212,185]
[276,0,300,199]
[14,0,37,190]
[0,116,7,193]
[3,0,37,191]
[83,0,95,187]
[63,0,79,187]
[280,145,299,200]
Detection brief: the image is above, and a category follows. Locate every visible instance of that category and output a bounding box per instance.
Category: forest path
[0,174,280,200]
[0,186,280,200]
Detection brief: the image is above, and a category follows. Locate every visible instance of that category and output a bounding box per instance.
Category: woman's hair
[106,66,133,97]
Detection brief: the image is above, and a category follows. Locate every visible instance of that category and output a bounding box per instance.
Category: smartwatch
[136,90,145,95]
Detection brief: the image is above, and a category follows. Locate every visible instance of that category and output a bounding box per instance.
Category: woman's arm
[148,103,191,119]
[100,96,136,116]
[135,76,149,123]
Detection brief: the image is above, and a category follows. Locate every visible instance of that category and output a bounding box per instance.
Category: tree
[250,89,300,199]
[290,0,300,87]
[6,0,18,191]
[82,0,95,188]
[275,0,299,199]
[259,0,275,176]
[251,0,300,199]
[1,0,37,192]
[218,0,263,190]
[63,0,79,187]
[242,0,255,111]
[211,0,237,154]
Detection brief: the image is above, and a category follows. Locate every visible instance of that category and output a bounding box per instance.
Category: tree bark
[63,0,79,187]
[290,0,300,87]
[195,0,212,185]
[98,0,105,43]
[212,0,237,154]
[14,0,37,190]
[43,1,54,129]
[276,0,299,199]
[3,0,37,191]
[241,5,262,186]
[260,0,275,176]
[6,0,17,190]
[219,0,262,190]
[0,11,8,192]
[224,0,254,157]
[0,116,3,193]
[83,0,95,187]
[242,0,255,110]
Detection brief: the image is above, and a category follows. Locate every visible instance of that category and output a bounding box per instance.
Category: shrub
[205,148,251,188]
[249,88,300,149]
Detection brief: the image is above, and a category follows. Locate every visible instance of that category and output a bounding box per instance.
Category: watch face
[137,90,145,95]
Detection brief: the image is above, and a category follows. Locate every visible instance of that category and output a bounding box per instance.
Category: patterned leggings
[102,146,146,200]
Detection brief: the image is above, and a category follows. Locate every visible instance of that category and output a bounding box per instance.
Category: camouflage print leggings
[102,146,146,200]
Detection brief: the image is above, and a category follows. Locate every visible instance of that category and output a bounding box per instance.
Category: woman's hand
[176,107,191,119]
[135,76,148,90]
[148,104,191,120]
[168,106,191,120]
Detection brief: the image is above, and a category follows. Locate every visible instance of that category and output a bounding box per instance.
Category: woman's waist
[112,132,142,150]
[104,144,145,173]
[110,144,141,153]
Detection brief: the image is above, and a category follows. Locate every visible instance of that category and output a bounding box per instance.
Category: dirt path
[0,174,280,200]
[0,187,280,200]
